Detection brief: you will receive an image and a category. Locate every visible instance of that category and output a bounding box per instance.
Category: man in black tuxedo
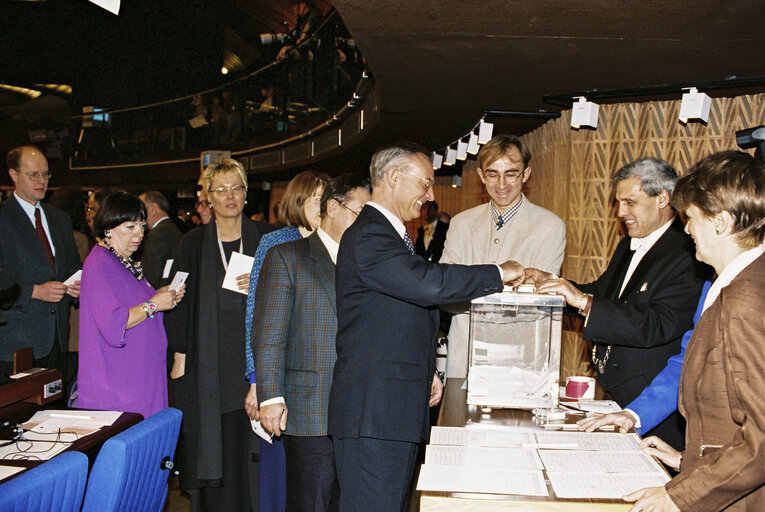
[533,158,709,450]
[0,146,81,376]
[413,200,448,262]
[139,191,183,288]
[328,142,526,512]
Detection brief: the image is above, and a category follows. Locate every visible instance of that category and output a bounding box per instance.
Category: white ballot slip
[63,270,82,286]
[547,471,670,499]
[534,431,642,451]
[163,259,174,279]
[250,418,273,444]
[417,465,547,496]
[222,252,254,295]
[425,445,543,470]
[539,449,665,473]
[169,271,189,291]
[429,426,535,448]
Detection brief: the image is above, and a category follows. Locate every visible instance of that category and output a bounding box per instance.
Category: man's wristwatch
[142,301,158,319]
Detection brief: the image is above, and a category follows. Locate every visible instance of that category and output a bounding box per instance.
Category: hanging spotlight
[678,87,711,124]
[570,96,599,129]
[451,175,462,188]
[221,67,229,75]
[456,139,468,160]
[444,146,457,166]
[477,119,494,144]
[467,132,480,155]
[432,153,443,170]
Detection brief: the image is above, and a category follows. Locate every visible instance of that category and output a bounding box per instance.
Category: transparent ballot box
[467,289,564,409]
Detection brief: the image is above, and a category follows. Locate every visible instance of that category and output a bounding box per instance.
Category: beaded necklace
[102,240,144,281]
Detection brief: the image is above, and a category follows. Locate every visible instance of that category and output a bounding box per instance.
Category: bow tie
[630,237,647,251]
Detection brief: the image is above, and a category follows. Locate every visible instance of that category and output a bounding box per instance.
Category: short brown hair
[279,170,330,228]
[673,150,765,249]
[477,135,531,171]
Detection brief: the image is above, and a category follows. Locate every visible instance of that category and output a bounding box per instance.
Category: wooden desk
[0,410,143,483]
[419,378,634,511]
[0,369,63,408]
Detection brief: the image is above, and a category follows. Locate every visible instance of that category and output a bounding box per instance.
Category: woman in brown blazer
[625,151,765,512]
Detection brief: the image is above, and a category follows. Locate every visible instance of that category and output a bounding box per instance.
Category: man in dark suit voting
[328,142,526,512]
[533,158,709,449]
[254,174,372,512]
[0,145,82,376]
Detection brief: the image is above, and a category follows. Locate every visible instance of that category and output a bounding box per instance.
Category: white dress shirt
[14,192,55,256]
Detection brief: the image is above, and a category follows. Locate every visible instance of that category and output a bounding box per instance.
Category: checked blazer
[253,231,337,436]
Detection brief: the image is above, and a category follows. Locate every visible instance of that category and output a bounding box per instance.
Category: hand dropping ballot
[222,252,253,294]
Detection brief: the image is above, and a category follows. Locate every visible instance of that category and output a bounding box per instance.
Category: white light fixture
[570,96,599,129]
[432,153,443,170]
[477,119,494,144]
[444,147,457,166]
[466,132,480,155]
[451,175,462,188]
[678,87,711,124]
[456,139,468,160]
[221,67,229,75]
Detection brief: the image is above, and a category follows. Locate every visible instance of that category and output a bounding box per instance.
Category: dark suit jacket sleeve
[576,239,703,349]
[355,219,502,307]
[253,245,293,403]
[666,283,765,512]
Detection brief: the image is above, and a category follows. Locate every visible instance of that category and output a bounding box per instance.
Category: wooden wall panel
[519,92,765,380]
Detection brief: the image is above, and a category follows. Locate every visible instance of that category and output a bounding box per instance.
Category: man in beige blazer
[440,134,566,378]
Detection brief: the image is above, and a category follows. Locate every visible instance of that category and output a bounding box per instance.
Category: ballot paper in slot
[468,290,564,409]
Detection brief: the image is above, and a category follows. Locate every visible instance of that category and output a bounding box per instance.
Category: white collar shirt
[619,217,674,296]
[14,192,55,255]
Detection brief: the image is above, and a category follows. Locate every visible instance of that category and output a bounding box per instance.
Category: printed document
[417,466,547,496]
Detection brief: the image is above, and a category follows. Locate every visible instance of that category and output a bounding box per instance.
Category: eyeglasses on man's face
[195,200,211,209]
[399,169,434,191]
[340,202,361,216]
[481,169,526,184]
[209,185,246,197]
[16,170,52,182]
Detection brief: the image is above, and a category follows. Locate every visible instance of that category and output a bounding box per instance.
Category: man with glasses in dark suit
[328,142,526,512]
[0,146,82,380]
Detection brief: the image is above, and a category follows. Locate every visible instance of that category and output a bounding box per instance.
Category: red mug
[565,376,595,399]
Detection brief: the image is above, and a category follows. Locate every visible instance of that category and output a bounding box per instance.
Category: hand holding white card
[222,252,254,295]
[63,269,82,286]
[169,271,189,291]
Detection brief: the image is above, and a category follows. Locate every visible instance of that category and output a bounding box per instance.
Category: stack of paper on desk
[421,426,670,499]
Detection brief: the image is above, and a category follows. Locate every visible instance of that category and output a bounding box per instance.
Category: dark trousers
[284,434,339,512]
[191,410,259,512]
[333,436,418,512]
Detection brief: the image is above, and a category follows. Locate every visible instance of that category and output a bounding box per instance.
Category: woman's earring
[105,230,111,238]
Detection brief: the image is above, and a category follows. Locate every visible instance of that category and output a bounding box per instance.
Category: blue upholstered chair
[80,407,182,512]
[0,451,88,512]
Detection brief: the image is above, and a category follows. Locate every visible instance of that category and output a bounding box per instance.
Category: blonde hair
[201,158,248,194]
